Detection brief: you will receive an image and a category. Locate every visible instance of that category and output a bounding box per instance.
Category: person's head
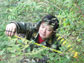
[38,14,59,40]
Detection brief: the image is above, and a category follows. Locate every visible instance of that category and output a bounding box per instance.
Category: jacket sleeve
[11,22,38,33]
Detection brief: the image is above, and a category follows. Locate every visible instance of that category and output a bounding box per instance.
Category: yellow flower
[68,48,72,51]
[73,52,78,58]
[60,38,64,42]
[64,18,66,21]
[67,44,71,48]
[62,41,66,45]
[57,37,61,40]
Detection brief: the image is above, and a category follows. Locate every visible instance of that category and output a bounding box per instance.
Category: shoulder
[26,21,41,31]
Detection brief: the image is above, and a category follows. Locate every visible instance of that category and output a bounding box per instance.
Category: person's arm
[12,22,34,33]
[5,21,38,37]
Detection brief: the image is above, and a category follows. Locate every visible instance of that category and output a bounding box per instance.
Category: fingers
[5,24,10,36]
[5,23,16,37]
[10,26,16,36]
[5,26,12,36]
[5,30,14,36]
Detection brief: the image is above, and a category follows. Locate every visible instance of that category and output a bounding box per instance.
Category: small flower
[73,52,78,58]
[67,44,71,48]
[62,41,66,45]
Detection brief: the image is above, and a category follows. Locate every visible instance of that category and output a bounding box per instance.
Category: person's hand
[5,23,16,36]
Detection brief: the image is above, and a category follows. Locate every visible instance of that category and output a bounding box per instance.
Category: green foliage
[0,0,84,63]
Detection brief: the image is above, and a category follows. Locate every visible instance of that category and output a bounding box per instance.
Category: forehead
[41,22,53,29]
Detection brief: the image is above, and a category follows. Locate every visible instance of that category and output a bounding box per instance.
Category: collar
[32,32,53,46]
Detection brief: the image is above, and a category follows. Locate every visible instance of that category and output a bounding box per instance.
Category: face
[38,22,54,40]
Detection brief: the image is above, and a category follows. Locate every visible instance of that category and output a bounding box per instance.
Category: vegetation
[0,0,84,63]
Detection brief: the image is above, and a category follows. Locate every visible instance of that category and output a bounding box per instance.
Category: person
[5,14,61,63]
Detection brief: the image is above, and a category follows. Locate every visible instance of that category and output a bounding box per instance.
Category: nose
[43,28,46,33]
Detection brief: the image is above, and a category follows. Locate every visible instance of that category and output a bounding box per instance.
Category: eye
[47,27,53,32]
[41,24,45,28]
[47,29,52,31]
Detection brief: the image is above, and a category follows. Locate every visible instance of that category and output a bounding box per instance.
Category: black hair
[41,14,59,31]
